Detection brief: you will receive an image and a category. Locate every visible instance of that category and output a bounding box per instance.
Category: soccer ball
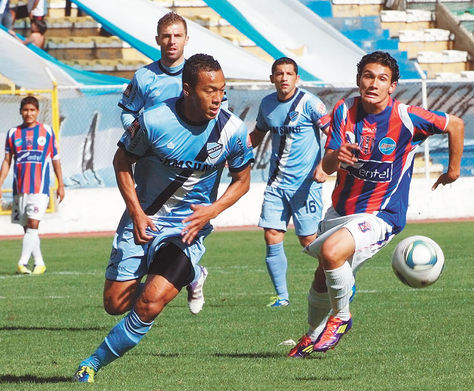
[391,235,445,288]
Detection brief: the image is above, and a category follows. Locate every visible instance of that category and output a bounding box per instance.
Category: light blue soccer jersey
[119,61,184,114]
[118,97,254,224]
[256,88,330,189]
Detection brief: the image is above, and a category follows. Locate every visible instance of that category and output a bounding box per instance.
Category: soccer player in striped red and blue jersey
[250,57,330,308]
[289,51,464,358]
[0,96,65,275]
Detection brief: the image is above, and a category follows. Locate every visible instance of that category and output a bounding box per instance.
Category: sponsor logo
[358,221,372,233]
[345,160,393,183]
[123,83,132,97]
[37,136,46,147]
[159,157,217,172]
[167,141,175,149]
[17,150,43,163]
[128,119,140,138]
[14,138,22,147]
[206,142,223,160]
[379,137,396,155]
[289,111,299,122]
[270,125,301,135]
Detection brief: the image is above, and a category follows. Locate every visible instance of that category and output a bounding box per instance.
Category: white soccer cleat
[187,266,208,315]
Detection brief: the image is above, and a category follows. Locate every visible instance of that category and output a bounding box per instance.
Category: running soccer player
[249,57,330,307]
[73,54,253,383]
[288,51,464,357]
[0,95,65,274]
[119,12,212,314]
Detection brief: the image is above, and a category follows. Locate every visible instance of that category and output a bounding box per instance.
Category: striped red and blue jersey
[5,122,59,195]
[326,96,448,233]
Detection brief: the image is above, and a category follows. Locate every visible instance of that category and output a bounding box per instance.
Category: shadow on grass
[0,374,71,384]
[295,375,351,381]
[0,326,106,332]
[214,352,282,359]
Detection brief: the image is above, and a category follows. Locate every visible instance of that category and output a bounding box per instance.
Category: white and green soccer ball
[391,235,445,288]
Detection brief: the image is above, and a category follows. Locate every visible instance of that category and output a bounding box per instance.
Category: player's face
[156,22,188,67]
[357,62,397,114]
[270,63,299,101]
[20,103,39,127]
[184,69,225,122]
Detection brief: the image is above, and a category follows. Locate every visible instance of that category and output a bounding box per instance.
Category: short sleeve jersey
[118,98,254,222]
[327,96,448,233]
[256,88,330,189]
[118,61,184,114]
[5,122,59,195]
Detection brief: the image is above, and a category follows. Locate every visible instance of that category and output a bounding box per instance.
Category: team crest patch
[316,102,327,115]
[123,83,132,97]
[128,119,140,138]
[26,135,34,148]
[379,137,396,155]
[37,136,46,146]
[288,111,299,122]
[358,221,372,232]
[207,142,223,159]
[359,122,377,155]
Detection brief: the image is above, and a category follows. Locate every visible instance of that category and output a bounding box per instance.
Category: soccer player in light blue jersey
[73,54,253,383]
[119,12,212,314]
[250,57,330,308]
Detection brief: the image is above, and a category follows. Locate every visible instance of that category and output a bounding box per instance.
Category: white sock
[31,229,44,267]
[307,287,332,341]
[324,262,354,321]
[18,228,37,266]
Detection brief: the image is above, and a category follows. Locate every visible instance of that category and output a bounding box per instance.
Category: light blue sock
[80,309,154,372]
[265,242,289,300]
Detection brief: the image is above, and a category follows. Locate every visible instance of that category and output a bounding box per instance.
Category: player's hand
[131,212,157,245]
[181,204,215,245]
[56,186,65,203]
[313,162,328,183]
[337,143,359,165]
[432,171,460,191]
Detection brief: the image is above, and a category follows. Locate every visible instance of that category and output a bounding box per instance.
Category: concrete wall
[1,176,473,237]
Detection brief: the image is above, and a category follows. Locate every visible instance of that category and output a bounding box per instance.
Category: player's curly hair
[20,96,39,110]
[157,12,187,35]
[183,54,221,87]
[271,57,298,75]
[357,51,400,82]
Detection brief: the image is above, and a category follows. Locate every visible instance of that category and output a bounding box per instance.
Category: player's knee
[319,241,342,269]
[134,294,167,321]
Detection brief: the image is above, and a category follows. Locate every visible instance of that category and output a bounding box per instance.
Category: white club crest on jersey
[207,142,223,160]
[289,111,299,122]
[167,141,175,149]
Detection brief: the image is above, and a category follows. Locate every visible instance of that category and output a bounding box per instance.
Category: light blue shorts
[258,184,323,237]
[105,211,212,283]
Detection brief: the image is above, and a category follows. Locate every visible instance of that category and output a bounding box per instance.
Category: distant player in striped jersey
[0,96,65,275]
[250,57,330,308]
[289,51,464,358]
[73,54,253,383]
[119,12,219,314]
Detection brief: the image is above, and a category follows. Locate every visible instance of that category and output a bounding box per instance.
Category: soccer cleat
[267,296,290,308]
[32,265,46,275]
[288,334,315,358]
[16,264,31,274]
[187,266,208,315]
[72,365,95,383]
[312,315,352,352]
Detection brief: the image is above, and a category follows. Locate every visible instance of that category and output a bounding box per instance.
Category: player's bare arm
[322,143,360,175]
[181,165,251,244]
[432,114,464,190]
[0,152,13,202]
[52,159,65,203]
[113,148,157,244]
[249,127,266,148]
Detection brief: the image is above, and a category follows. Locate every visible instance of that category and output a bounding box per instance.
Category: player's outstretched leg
[187,265,208,314]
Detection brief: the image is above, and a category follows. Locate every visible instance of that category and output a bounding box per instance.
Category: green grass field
[1,221,473,391]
